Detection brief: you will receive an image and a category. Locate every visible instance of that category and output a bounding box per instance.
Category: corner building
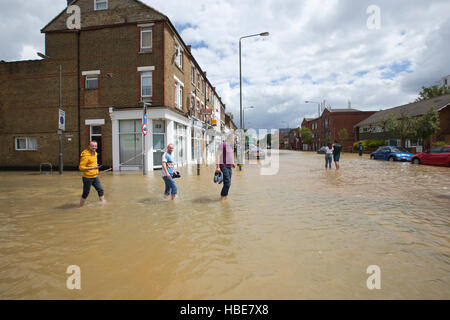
[0,0,227,171]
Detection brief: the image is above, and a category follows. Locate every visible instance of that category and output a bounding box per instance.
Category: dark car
[411,146,450,167]
[317,146,327,154]
[370,146,413,162]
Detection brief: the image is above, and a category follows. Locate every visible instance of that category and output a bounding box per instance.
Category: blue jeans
[82,177,104,199]
[220,167,232,197]
[325,154,332,169]
[163,176,177,195]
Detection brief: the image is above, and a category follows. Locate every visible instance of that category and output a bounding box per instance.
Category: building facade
[354,94,450,150]
[301,108,376,151]
[0,0,228,171]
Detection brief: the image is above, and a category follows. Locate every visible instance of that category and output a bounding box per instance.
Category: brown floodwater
[0,150,449,299]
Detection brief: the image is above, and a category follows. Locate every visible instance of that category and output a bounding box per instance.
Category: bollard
[197,160,200,176]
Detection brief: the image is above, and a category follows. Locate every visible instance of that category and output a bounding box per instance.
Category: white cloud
[1,0,449,129]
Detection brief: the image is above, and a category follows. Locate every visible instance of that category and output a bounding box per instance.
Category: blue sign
[144,114,148,124]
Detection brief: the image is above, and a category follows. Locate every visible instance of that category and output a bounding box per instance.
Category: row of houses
[300,94,450,152]
[0,0,237,171]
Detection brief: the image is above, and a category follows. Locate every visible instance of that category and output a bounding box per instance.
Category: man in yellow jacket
[79,141,105,207]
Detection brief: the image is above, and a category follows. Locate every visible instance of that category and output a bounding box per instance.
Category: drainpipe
[77,30,81,155]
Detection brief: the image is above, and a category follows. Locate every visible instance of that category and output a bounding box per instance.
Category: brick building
[301,108,376,151]
[354,94,450,151]
[0,0,228,171]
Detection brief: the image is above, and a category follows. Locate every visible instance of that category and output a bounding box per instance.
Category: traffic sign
[141,123,148,136]
[58,109,65,131]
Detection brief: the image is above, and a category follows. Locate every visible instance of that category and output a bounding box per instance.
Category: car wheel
[412,158,420,165]
[370,155,375,160]
[388,156,394,162]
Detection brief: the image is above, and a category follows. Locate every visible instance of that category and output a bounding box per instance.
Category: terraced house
[0,0,228,171]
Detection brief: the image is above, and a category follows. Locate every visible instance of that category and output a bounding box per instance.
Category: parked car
[370,146,413,162]
[317,146,327,154]
[411,146,450,167]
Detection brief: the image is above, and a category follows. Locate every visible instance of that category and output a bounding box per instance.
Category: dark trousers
[220,167,232,197]
[82,177,104,199]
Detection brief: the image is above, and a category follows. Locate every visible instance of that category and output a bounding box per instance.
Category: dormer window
[95,0,108,10]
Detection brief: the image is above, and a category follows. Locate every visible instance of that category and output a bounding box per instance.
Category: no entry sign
[141,123,148,136]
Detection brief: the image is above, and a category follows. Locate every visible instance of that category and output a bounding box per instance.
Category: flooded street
[0,150,449,299]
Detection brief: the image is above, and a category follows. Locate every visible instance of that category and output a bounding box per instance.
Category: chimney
[187,45,191,52]
[204,71,207,77]
[348,100,352,109]
[67,0,76,5]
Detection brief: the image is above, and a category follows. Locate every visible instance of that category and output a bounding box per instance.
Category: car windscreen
[391,147,408,153]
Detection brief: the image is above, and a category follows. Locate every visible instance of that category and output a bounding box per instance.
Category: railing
[40,162,53,175]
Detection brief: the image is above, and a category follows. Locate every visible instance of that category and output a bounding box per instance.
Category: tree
[299,127,312,144]
[337,128,349,142]
[415,85,450,102]
[385,112,416,147]
[412,108,440,146]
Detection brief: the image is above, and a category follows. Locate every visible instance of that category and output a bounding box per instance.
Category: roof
[355,94,450,127]
[327,108,362,112]
[41,0,167,33]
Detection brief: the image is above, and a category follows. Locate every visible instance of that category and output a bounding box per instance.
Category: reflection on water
[0,151,449,299]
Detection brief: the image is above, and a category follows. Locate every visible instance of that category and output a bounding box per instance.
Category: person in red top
[216,133,235,201]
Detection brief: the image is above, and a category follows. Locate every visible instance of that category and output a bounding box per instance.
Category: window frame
[174,42,183,69]
[141,72,153,98]
[94,0,108,11]
[140,27,153,51]
[15,137,38,151]
[174,77,184,109]
[85,75,99,89]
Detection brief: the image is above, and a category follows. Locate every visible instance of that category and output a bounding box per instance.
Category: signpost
[142,103,148,175]
[58,109,65,174]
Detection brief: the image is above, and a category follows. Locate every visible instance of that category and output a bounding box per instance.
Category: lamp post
[239,32,269,129]
[243,105,254,130]
[305,100,323,118]
[38,52,63,174]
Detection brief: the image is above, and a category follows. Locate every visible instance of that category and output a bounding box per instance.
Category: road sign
[212,119,217,127]
[142,123,148,136]
[201,109,212,115]
[58,109,65,131]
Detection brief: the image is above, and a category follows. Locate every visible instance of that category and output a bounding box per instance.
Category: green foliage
[338,128,349,142]
[353,140,386,150]
[384,112,416,146]
[299,127,313,144]
[432,141,446,147]
[367,140,387,148]
[415,85,450,102]
[413,108,440,141]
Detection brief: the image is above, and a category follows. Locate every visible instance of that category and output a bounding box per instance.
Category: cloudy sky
[1,0,449,129]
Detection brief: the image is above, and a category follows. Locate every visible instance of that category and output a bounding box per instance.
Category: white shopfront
[110,107,192,172]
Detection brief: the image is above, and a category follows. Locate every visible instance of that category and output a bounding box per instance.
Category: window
[174,79,183,109]
[15,137,37,151]
[191,66,195,84]
[174,123,186,164]
[119,120,142,166]
[174,43,182,68]
[140,27,152,51]
[441,147,450,153]
[141,72,152,98]
[95,0,108,10]
[191,96,195,113]
[86,75,98,89]
[197,71,200,88]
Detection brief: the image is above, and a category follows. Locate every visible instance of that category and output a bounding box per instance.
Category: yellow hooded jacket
[79,149,99,178]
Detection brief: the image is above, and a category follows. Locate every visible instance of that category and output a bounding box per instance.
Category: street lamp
[37,52,63,174]
[243,105,254,130]
[239,32,269,129]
